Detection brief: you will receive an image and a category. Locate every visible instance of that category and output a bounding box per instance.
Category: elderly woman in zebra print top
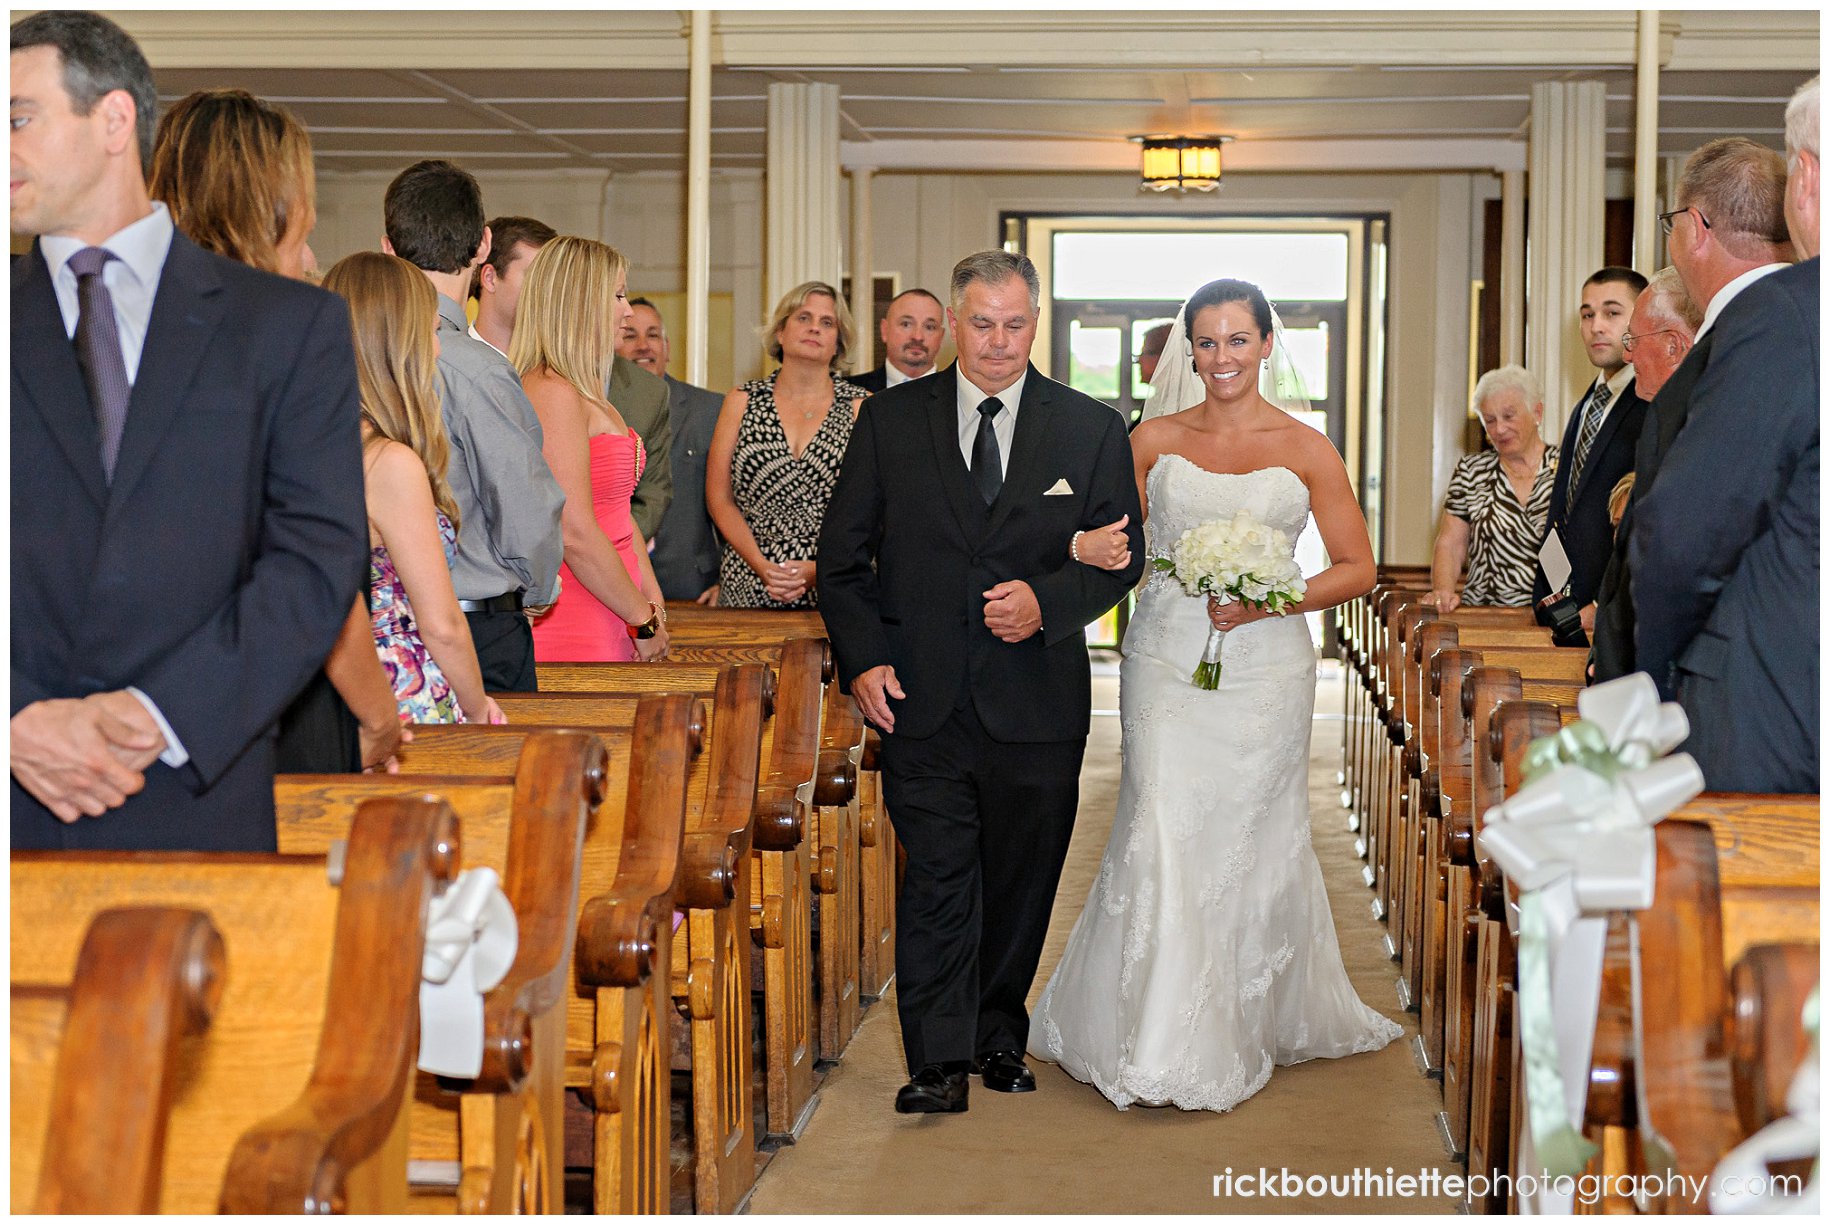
[1427,364,1559,611]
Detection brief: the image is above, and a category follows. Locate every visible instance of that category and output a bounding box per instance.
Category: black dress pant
[466,609,538,692]
[878,699,1084,1074]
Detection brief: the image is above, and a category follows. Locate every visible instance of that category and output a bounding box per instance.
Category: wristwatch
[631,601,663,640]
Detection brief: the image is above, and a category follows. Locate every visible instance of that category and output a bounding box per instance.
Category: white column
[848,167,875,375]
[765,82,843,313]
[1501,168,1526,367]
[1634,10,1662,274]
[684,10,712,388]
[1527,80,1607,430]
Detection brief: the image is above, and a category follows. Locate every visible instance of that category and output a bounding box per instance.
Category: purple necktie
[68,246,131,481]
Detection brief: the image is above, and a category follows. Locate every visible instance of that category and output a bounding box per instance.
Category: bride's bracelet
[1070,530,1085,564]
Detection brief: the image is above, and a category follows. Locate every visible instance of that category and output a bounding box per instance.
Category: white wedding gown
[1029,455,1402,1112]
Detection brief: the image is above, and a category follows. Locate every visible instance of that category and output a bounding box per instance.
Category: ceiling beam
[839,137,1529,174]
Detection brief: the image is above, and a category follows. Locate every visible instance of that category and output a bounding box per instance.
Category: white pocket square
[1043,479,1074,496]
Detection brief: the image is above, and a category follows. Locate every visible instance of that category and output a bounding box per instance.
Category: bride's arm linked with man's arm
[1023,406,1147,644]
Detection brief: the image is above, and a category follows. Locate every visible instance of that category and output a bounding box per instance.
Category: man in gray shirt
[383,160,563,690]
[618,297,726,602]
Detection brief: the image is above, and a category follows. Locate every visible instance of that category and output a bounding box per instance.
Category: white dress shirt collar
[885,361,934,389]
[40,201,176,384]
[468,324,509,360]
[1697,262,1787,340]
[955,366,1026,478]
[1582,364,1637,427]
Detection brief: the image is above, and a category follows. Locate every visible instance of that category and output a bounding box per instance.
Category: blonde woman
[513,237,669,661]
[150,89,402,771]
[321,253,501,725]
[706,281,868,608]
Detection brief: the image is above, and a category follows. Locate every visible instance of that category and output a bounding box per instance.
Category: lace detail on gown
[1029,457,1401,1113]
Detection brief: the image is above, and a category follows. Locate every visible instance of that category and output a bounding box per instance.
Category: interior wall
[309,160,1481,561]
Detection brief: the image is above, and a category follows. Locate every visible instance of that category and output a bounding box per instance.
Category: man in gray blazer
[1631,107,1818,794]
[619,297,726,602]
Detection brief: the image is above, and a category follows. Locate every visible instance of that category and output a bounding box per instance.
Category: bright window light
[1054,232,1350,302]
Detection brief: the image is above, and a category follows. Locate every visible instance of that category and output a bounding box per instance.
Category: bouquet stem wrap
[1194,627,1226,689]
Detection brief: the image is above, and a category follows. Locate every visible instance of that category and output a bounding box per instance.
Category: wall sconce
[1131,134,1233,193]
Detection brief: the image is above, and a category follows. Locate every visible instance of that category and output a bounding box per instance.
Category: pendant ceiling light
[1131,134,1233,193]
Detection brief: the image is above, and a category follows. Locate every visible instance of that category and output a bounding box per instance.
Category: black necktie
[972,396,1004,505]
[68,246,132,481]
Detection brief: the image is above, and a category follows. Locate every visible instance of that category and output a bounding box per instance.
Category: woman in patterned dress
[1427,364,1560,610]
[515,237,671,661]
[706,281,869,609]
[322,252,501,725]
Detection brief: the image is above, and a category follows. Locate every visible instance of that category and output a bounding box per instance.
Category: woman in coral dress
[513,236,670,661]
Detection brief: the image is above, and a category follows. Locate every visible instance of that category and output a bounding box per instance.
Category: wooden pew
[659,615,878,1061]
[12,796,456,1212]
[541,644,829,1145]
[373,702,703,1214]
[493,667,776,1214]
[13,907,225,1213]
[274,729,605,1212]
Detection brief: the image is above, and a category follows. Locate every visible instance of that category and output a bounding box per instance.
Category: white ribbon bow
[417,867,518,1078]
[1474,672,1705,1210]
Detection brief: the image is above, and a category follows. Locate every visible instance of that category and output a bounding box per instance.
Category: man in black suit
[10,11,367,850]
[1630,99,1817,793]
[1590,138,1792,684]
[819,251,1144,1113]
[849,287,945,393]
[1530,267,1648,640]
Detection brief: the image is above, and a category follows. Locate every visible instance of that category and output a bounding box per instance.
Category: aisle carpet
[747,662,1456,1214]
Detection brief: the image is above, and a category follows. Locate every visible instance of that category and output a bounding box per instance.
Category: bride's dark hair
[1183,279,1274,339]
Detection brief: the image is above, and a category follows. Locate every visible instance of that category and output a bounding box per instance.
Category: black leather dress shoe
[971,1049,1037,1093]
[895,1064,969,1113]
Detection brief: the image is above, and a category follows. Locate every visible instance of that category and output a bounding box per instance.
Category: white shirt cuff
[126,686,190,768]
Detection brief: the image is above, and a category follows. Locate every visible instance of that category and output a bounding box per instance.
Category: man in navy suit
[1631,93,1818,793]
[1530,267,1649,638]
[10,11,368,850]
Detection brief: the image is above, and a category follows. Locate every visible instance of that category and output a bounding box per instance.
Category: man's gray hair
[1642,266,1703,334]
[950,250,1041,315]
[10,10,158,172]
[1678,137,1790,259]
[1471,364,1543,415]
[1786,75,1819,169]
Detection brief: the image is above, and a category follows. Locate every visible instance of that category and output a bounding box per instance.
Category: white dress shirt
[1578,363,1637,433]
[40,200,175,383]
[956,369,1026,479]
[885,361,934,390]
[39,202,189,766]
[1696,262,1788,341]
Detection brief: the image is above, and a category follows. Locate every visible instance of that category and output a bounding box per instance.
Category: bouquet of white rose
[1152,509,1307,689]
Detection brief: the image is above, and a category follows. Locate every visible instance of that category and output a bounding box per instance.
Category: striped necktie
[1565,382,1611,512]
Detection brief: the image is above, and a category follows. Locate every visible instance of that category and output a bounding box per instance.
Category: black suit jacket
[849,366,888,394]
[12,232,369,850]
[1630,259,1818,791]
[817,362,1144,742]
[1589,337,1717,681]
[1532,377,1648,611]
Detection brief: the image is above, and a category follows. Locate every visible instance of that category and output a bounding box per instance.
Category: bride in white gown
[1028,278,1401,1112]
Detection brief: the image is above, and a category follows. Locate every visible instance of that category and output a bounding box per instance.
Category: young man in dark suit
[10,11,368,850]
[850,287,945,393]
[1530,267,1648,640]
[819,251,1144,1113]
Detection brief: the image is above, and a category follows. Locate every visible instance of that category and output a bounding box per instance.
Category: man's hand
[359,715,407,774]
[851,665,905,733]
[695,583,720,607]
[88,690,167,771]
[11,697,152,822]
[982,580,1043,643]
[1579,602,1597,634]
